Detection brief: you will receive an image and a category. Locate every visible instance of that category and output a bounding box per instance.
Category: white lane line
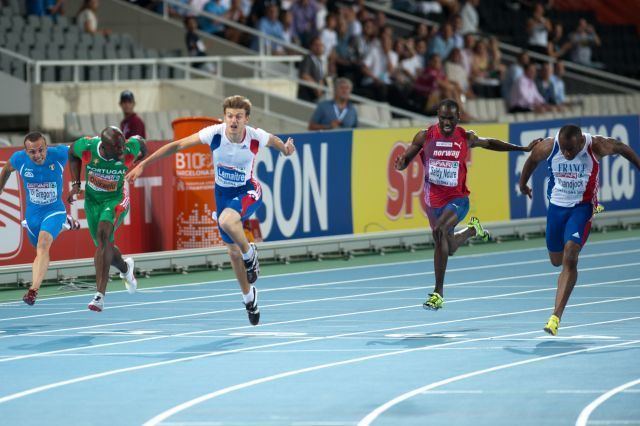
[4,248,637,323]
[143,315,640,426]
[2,259,638,342]
[357,341,640,426]
[1,236,637,307]
[1,295,638,406]
[575,378,640,426]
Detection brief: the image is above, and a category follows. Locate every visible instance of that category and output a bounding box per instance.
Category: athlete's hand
[519,183,533,199]
[394,155,407,171]
[67,185,82,204]
[126,164,144,183]
[283,138,295,156]
[525,138,544,152]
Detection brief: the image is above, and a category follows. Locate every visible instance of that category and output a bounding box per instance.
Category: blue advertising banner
[509,115,640,219]
[254,130,354,241]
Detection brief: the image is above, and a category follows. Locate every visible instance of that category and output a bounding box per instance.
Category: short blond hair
[223,95,252,116]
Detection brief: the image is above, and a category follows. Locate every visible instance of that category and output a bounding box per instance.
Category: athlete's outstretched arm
[592,135,640,170]
[67,142,83,204]
[395,130,426,171]
[267,134,296,156]
[467,130,539,152]
[518,137,554,199]
[0,162,15,194]
[126,133,202,182]
[136,137,148,163]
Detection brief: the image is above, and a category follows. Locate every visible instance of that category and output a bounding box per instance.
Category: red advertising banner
[171,117,223,249]
[0,142,174,266]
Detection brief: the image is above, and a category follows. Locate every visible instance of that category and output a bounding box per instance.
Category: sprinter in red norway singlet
[395,99,538,311]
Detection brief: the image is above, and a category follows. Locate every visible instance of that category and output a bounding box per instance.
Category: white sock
[94,292,104,299]
[242,286,255,304]
[241,245,254,261]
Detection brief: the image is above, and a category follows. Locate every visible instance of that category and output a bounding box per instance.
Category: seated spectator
[400,38,427,81]
[297,36,327,102]
[320,13,338,74]
[428,22,456,61]
[451,14,464,49]
[550,61,566,105]
[470,38,501,97]
[200,0,228,37]
[536,62,556,105]
[502,50,529,101]
[249,0,281,28]
[445,48,472,98]
[330,17,360,82]
[76,0,110,35]
[460,33,475,75]
[413,54,465,115]
[509,63,552,113]
[281,10,301,50]
[526,3,552,56]
[308,78,358,130]
[291,0,318,47]
[460,0,479,35]
[570,18,602,68]
[547,23,571,60]
[253,4,286,53]
[27,0,64,16]
[185,17,216,72]
[411,22,431,43]
[360,34,397,102]
[224,0,247,44]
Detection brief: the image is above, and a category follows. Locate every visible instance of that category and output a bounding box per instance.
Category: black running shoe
[243,243,260,284]
[244,287,260,326]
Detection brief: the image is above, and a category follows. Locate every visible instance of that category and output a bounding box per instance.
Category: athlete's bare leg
[30,231,54,292]
[552,241,581,319]
[432,209,462,297]
[446,226,476,256]
[225,242,250,295]
[95,221,125,294]
[218,208,250,253]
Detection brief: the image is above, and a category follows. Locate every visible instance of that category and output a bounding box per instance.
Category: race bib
[428,159,459,187]
[87,171,119,192]
[217,164,246,186]
[27,182,58,205]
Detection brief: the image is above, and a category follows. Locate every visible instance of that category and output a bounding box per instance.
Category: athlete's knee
[433,225,447,244]
[562,244,580,268]
[218,211,239,232]
[226,244,242,262]
[95,226,112,246]
[36,234,53,254]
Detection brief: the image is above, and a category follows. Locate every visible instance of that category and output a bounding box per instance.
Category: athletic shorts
[214,182,262,244]
[546,202,593,253]
[85,196,128,246]
[425,196,470,234]
[23,209,67,247]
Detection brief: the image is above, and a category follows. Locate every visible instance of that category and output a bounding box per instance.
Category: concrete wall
[0,72,30,115]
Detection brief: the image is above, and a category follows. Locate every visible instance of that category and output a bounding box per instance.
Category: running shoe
[543,314,560,336]
[423,292,444,310]
[22,288,38,306]
[119,257,137,294]
[88,293,104,312]
[244,286,260,326]
[243,243,260,284]
[468,216,490,242]
[63,214,80,230]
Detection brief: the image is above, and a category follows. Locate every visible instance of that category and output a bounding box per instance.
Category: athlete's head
[223,95,251,139]
[100,126,126,160]
[436,99,460,136]
[558,124,584,160]
[23,132,47,165]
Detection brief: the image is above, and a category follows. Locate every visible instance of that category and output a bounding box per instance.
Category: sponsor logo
[435,141,453,148]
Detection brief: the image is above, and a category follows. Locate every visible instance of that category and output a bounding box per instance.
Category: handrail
[363,0,640,92]
[0,46,34,64]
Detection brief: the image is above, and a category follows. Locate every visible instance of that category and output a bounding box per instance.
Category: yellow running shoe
[468,217,490,242]
[423,292,444,310]
[594,203,605,215]
[543,314,560,336]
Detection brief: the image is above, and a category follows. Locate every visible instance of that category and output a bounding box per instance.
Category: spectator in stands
[200,0,228,37]
[119,91,146,139]
[428,23,456,61]
[308,77,358,130]
[253,4,286,53]
[413,54,465,115]
[569,18,602,68]
[185,16,216,72]
[460,33,475,75]
[330,17,360,82]
[502,50,529,101]
[249,0,281,28]
[536,62,556,105]
[509,63,552,113]
[470,37,502,97]
[400,38,427,81]
[526,3,552,56]
[451,14,464,49]
[460,0,479,35]
[360,33,396,102]
[547,23,571,60]
[550,61,566,105]
[291,0,318,47]
[282,10,301,50]
[27,0,64,16]
[411,22,431,43]
[225,0,247,44]
[446,47,472,99]
[77,0,110,35]
[315,0,329,31]
[342,6,361,38]
[320,13,338,74]
[297,36,326,102]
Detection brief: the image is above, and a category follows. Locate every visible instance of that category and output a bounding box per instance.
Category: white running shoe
[119,257,137,294]
[63,214,80,231]
[88,293,104,312]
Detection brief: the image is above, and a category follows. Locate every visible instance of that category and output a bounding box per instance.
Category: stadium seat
[78,114,95,136]
[92,113,109,133]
